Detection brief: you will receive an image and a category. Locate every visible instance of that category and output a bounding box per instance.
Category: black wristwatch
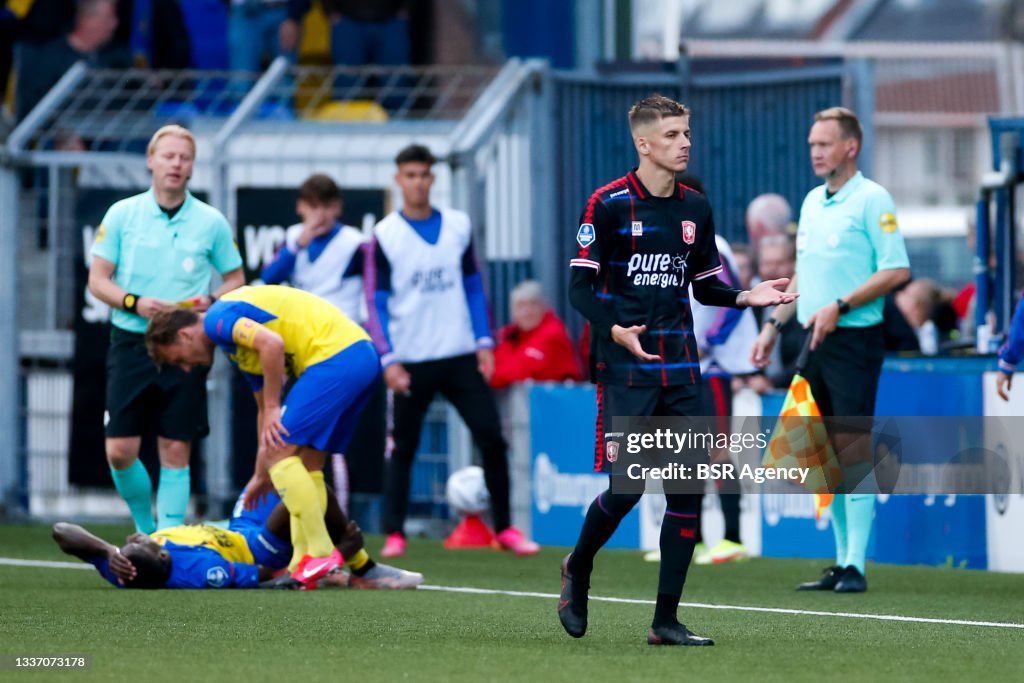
[765,318,785,332]
[836,298,851,315]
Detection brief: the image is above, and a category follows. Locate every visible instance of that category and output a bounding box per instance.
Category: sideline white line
[3,557,1021,630]
[0,558,92,570]
[417,585,1024,630]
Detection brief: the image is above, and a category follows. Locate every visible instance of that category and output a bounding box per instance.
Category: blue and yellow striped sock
[110,460,155,534]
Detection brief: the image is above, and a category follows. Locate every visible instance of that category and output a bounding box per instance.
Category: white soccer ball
[446,466,490,516]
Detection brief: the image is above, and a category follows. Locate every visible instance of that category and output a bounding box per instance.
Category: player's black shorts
[802,324,884,428]
[105,328,210,441]
[594,382,702,473]
[700,374,733,435]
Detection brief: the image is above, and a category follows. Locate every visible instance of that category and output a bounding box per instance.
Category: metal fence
[0,58,544,525]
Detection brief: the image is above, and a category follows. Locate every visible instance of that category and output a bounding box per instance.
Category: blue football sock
[156,466,191,530]
[110,460,155,534]
[830,493,848,568]
[844,470,877,575]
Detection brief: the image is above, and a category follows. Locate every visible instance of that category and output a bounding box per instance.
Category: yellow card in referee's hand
[176,296,204,308]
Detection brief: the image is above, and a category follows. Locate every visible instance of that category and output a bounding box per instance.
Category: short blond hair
[814,107,862,148]
[147,125,196,157]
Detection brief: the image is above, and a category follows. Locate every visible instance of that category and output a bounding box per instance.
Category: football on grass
[446,466,490,515]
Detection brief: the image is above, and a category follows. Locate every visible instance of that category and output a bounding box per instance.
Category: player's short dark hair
[145,307,200,363]
[298,174,341,205]
[122,546,171,589]
[395,144,436,167]
[814,106,863,148]
[628,94,690,134]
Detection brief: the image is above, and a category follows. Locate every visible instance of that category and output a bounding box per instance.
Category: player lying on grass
[53,486,423,590]
[145,285,385,585]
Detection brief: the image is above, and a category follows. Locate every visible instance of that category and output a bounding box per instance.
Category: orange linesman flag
[762,342,842,518]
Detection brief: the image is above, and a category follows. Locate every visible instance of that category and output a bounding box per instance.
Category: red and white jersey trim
[570,258,600,272]
[692,265,723,281]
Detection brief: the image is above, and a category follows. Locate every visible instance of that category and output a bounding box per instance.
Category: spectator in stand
[285,0,410,110]
[491,280,583,389]
[15,0,121,121]
[885,278,940,355]
[1,0,23,106]
[731,244,755,292]
[756,234,807,390]
[285,0,410,72]
[745,193,792,254]
[228,0,295,72]
[14,0,75,46]
[114,0,191,69]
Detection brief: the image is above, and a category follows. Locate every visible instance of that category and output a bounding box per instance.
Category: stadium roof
[850,0,1006,42]
[678,0,1015,41]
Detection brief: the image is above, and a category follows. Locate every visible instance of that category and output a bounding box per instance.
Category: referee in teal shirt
[752,107,910,594]
[88,125,244,534]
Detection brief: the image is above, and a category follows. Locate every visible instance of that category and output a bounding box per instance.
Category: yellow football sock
[287,514,307,572]
[268,456,334,558]
[309,469,328,512]
[348,549,370,572]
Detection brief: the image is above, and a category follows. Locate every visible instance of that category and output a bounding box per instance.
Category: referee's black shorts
[594,382,702,473]
[105,328,210,441]
[802,324,884,429]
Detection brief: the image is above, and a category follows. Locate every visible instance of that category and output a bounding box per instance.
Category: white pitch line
[417,585,1024,631]
[3,557,1022,630]
[0,558,92,570]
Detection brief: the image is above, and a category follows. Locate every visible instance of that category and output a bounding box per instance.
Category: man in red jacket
[491,280,583,389]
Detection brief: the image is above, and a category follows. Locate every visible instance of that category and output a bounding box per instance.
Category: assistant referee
[752,107,910,593]
[88,125,244,534]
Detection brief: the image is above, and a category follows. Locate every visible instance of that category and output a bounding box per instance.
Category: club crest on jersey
[606,440,620,463]
[681,221,696,244]
[206,566,229,587]
[631,221,643,237]
[577,223,596,248]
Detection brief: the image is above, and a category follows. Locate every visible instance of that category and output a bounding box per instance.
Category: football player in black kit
[560,94,797,646]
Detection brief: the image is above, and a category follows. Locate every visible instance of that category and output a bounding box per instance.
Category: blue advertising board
[761,359,994,568]
[529,384,640,548]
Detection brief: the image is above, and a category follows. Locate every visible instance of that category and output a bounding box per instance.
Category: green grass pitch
[1,523,1022,682]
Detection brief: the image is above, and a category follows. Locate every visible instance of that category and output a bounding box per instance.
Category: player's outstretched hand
[745,278,798,307]
[996,372,1013,402]
[107,546,137,585]
[611,324,662,362]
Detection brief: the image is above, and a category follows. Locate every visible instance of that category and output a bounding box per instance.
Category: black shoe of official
[558,553,589,638]
[647,622,715,646]
[834,565,867,593]
[796,565,844,591]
